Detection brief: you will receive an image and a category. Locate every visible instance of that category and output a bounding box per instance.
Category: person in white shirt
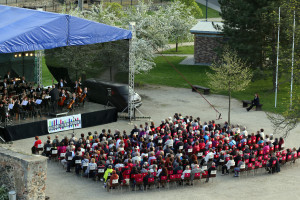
[132,152,141,164]
[221,156,235,175]
[181,165,191,180]
[204,148,215,164]
[241,126,248,137]
[260,128,265,140]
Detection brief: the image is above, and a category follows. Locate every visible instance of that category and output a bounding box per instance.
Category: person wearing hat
[106,170,119,192]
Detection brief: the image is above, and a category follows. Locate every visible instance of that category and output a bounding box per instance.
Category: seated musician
[36,84,42,93]
[58,89,68,107]
[29,98,42,117]
[67,93,78,110]
[79,87,88,106]
[74,81,79,92]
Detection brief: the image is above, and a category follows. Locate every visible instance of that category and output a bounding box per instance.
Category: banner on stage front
[47,114,82,133]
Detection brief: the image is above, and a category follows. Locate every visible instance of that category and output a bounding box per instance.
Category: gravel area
[2,85,300,200]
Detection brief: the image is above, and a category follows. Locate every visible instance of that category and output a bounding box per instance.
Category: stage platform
[0,102,117,142]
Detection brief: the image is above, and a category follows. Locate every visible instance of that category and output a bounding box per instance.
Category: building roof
[190,21,223,35]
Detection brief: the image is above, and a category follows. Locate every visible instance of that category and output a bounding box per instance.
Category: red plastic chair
[257,156,263,161]
[274,145,279,152]
[177,170,183,174]
[147,177,155,190]
[263,155,269,160]
[281,156,286,165]
[169,174,177,187]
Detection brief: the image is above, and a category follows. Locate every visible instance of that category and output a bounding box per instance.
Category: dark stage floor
[0,102,118,141]
[1,102,111,126]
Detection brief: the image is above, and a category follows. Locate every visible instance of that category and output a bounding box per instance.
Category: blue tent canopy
[0,5,132,53]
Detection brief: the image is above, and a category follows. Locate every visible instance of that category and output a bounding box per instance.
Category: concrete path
[155,42,194,53]
[196,0,221,12]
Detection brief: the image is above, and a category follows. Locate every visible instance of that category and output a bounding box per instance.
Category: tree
[164,1,197,52]
[267,0,300,138]
[218,0,281,89]
[206,47,253,127]
[179,0,202,18]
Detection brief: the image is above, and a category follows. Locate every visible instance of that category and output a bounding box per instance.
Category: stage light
[18,53,21,57]
[14,54,17,58]
[30,53,34,56]
[25,53,29,56]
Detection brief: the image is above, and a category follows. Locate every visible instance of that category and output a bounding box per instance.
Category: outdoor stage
[0,102,117,142]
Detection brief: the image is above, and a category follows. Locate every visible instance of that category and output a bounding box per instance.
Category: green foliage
[218,0,281,73]
[178,0,203,18]
[0,186,8,200]
[206,48,253,93]
[104,2,124,18]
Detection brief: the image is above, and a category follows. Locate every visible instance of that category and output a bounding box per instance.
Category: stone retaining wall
[0,147,47,200]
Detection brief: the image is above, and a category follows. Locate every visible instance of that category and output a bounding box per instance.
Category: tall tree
[218,0,281,89]
[164,1,197,52]
[207,47,253,127]
[268,0,300,138]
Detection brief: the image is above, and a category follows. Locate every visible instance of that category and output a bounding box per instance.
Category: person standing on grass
[247,93,260,111]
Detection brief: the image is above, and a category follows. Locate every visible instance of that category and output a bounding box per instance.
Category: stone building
[190,21,224,65]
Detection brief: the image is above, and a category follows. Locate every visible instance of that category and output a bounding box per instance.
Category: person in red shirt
[31,136,42,154]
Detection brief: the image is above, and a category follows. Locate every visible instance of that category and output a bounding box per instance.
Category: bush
[178,0,202,18]
[0,186,9,200]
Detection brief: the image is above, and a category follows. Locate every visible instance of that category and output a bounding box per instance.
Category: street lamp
[206,0,208,22]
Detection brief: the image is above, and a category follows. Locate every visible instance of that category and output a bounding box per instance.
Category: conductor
[247,93,260,111]
[49,85,59,113]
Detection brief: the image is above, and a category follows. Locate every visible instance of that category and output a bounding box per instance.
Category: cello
[67,99,74,109]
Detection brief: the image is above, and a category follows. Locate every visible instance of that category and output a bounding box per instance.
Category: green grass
[197,3,221,19]
[136,56,294,114]
[161,45,194,54]
[136,56,213,88]
[42,56,56,87]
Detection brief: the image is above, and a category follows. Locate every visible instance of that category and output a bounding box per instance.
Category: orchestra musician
[67,93,78,110]
[58,78,67,89]
[49,85,59,113]
[58,89,68,108]
[36,84,42,93]
[4,71,11,80]
[0,74,89,121]
[2,79,8,90]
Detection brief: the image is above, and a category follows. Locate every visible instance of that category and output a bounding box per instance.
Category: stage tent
[0,5,132,53]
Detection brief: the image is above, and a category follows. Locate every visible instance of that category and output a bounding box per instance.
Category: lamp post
[206,0,208,22]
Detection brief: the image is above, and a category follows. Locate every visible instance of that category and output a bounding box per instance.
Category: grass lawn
[160,46,194,54]
[135,56,293,114]
[197,3,221,19]
[42,56,56,87]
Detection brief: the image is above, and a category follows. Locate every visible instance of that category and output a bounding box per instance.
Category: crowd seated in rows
[32,113,300,191]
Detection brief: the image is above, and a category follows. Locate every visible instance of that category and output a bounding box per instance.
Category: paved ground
[2,85,300,200]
